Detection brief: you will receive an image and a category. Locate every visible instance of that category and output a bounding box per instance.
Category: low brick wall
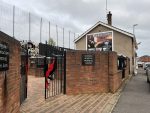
[66,50,126,95]
[66,51,109,94]
[0,31,21,113]
[108,52,122,93]
[35,68,44,77]
[28,67,44,77]
[28,62,44,77]
[109,71,122,93]
[28,67,36,76]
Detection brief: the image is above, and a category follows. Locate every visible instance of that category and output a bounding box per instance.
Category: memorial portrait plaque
[0,42,9,71]
[82,54,95,66]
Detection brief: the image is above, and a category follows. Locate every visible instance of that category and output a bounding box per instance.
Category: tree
[48,38,56,46]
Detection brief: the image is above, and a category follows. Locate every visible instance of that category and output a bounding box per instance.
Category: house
[74,12,137,74]
[138,55,150,68]
[139,55,150,62]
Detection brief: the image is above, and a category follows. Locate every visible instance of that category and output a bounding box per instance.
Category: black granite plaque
[82,54,95,66]
[0,42,9,71]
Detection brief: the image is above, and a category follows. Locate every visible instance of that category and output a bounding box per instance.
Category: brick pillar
[108,52,122,93]
[108,52,118,74]
[0,31,21,113]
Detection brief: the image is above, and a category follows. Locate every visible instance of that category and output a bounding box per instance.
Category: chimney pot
[107,11,112,26]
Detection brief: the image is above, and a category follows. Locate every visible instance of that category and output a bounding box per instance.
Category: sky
[0,0,150,57]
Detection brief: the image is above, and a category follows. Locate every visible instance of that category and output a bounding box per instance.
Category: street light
[132,24,138,76]
[133,24,138,36]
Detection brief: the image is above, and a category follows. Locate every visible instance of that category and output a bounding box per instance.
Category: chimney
[107,11,112,26]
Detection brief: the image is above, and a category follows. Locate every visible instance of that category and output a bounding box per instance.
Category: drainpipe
[132,38,134,75]
[108,51,111,92]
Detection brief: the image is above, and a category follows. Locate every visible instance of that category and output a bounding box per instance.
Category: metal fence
[39,43,67,99]
[0,1,79,49]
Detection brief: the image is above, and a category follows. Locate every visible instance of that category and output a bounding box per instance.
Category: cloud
[1,0,150,56]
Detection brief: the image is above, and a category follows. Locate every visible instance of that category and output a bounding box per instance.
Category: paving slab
[20,75,124,113]
[112,68,150,113]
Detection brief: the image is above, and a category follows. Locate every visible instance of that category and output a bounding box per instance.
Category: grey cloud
[29,0,106,24]
[1,0,150,56]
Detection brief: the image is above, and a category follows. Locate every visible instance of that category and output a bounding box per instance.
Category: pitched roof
[74,21,135,43]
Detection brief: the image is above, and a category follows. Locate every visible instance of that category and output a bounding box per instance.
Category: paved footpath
[112,69,150,113]
[20,76,122,113]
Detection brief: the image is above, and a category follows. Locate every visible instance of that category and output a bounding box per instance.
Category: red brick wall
[109,71,122,93]
[28,61,44,77]
[109,54,130,93]
[0,32,21,113]
[35,68,44,77]
[66,51,124,94]
[108,52,122,93]
[28,67,36,76]
[28,67,44,77]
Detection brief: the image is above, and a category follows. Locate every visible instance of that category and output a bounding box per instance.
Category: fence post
[49,21,51,42]
[29,12,31,41]
[56,25,58,47]
[69,31,70,49]
[13,6,15,38]
[40,18,42,43]
[44,41,48,99]
[63,51,66,94]
[63,28,64,48]
[74,33,75,49]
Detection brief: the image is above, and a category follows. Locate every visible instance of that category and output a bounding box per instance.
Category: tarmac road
[112,68,150,113]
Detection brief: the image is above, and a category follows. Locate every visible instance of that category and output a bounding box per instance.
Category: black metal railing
[40,43,67,99]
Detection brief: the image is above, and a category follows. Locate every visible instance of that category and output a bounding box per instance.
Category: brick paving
[20,76,122,113]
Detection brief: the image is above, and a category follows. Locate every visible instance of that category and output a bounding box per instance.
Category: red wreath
[45,58,56,88]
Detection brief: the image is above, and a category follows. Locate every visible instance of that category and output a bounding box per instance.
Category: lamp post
[133,24,138,76]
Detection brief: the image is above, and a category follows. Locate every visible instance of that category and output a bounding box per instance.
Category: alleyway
[20,76,121,113]
[20,76,45,112]
[112,68,150,113]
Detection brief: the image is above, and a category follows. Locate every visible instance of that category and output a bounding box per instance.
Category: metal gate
[20,47,28,104]
[39,43,66,99]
